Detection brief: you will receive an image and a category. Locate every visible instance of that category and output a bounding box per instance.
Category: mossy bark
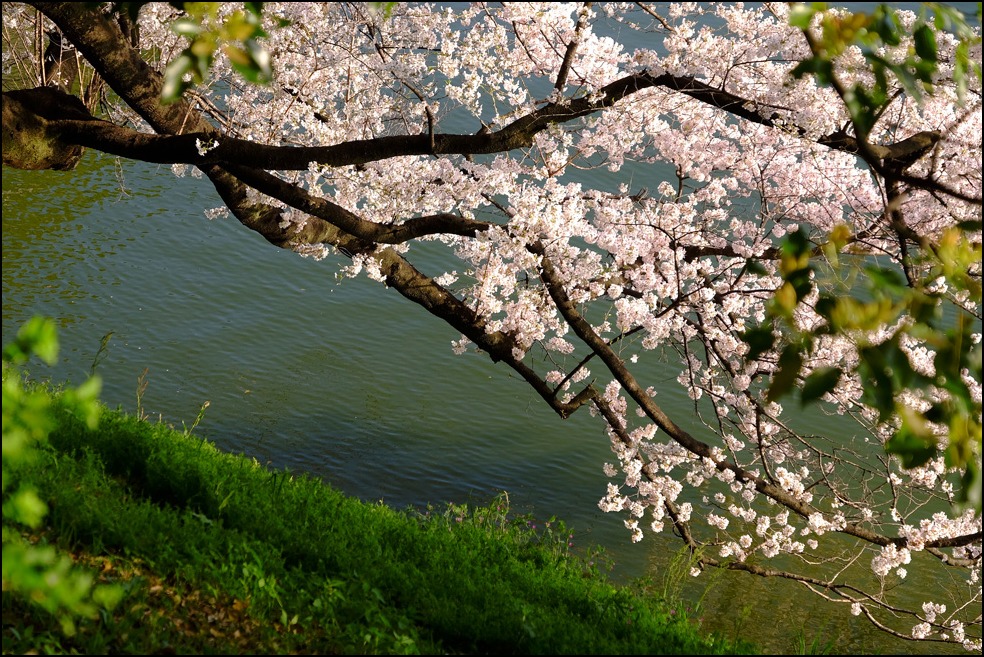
[2,87,87,170]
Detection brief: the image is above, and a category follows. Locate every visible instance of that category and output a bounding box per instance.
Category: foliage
[2,1,982,648]
[759,2,983,511]
[790,2,982,136]
[2,317,120,634]
[114,1,396,102]
[161,2,272,101]
[748,223,983,511]
[95,2,275,102]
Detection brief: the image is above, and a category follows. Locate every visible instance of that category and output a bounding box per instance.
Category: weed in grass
[183,400,211,437]
[792,626,836,655]
[89,331,114,377]
[134,367,150,422]
[730,598,756,651]
[2,616,67,654]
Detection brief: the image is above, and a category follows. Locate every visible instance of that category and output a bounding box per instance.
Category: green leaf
[863,265,906,294]
[791,58,834,85]
[61,375,102,430]
[908,290,940,325]
[772,281,799,318]
[787,267,814,303]
[944,414,979,469]
[3,488,48,528]
[745,260,769,276]
[912,58,937,87]
[882,60,924,103]
[815,295,837,321]
[858,346,895,421]
[801,367,842,406]
[170,17,202,38]
[789,3,822,29]
[368,2,399,20]
[954,41,970,104]
[914,23,938,62]
[783,227,812,259]
[767,345,803,402]
[878,339,920,390]
[162,52,194,102]
[885,426,937,469]
[846,84,884,137]
[193,51,212,84]
[924,402,947,424]
[742,325,776,362]
[870,5,902,46]
[247,39,272,81]
[2,316,59,366]
[956,462,982,512]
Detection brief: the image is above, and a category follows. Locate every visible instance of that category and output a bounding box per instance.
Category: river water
[3,4,978,653]
[3,147,969,657]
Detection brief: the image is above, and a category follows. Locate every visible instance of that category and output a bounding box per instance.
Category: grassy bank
[3,379,755,654]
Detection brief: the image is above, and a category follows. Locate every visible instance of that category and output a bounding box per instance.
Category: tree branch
[224,164,495,243]
[554,2,593,92]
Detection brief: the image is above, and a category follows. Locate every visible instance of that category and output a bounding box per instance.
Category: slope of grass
[3,383,756,654]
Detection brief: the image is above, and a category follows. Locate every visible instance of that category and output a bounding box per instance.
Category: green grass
[3,383,757,654]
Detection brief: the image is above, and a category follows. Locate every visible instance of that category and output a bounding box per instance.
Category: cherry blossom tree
[2,2,981,648]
